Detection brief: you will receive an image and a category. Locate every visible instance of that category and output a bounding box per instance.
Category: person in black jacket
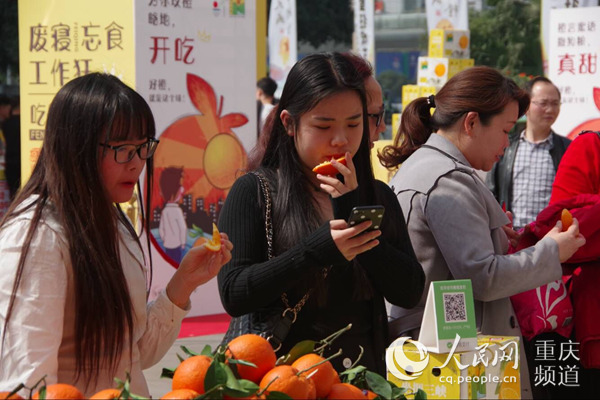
[217,53,424,375]
[486,77,570,231]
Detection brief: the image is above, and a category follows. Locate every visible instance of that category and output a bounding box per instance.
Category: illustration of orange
[204,133,246,189]
[436,19,454,29]
[434,63,447,77]
[150,73,248,267]
[459,35,469,49]
[498,361,520,399]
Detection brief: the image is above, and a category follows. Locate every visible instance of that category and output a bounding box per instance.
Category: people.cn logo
[386,337,430,381]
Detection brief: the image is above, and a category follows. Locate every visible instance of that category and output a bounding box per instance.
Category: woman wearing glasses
[0,73,233,397]
[380,66,585,398]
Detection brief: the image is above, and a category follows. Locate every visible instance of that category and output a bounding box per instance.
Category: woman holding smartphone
[380,66,585,398]
[217,52,424,374]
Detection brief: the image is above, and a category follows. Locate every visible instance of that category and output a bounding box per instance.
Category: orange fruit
[0,392,23,400]
[192,236,208,248]
[33,383,84,399]
[259,365,316,399]
[205,223,221,252]
[291,353,336,398]
[90,388,121,399]
[312,156,347,176]
[332,370,341,384]
[161,388,200,399]
[365,389,379,399]
[172,354,213,393]
[326,383,367,399]
[226,334,277,383]
[561,209,573,231]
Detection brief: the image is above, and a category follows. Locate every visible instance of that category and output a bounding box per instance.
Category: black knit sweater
[217,173,424,374]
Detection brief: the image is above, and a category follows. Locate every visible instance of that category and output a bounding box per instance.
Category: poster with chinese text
[541,0,596,75]
[268,0,296,99]
[137,0,257,317]
[18,0,136,182]
[548,7,600,139]
[353,0,375,67]
[425,0,468,32]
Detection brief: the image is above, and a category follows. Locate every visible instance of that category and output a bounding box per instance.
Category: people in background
[380,66,585,398]
[486,77,570,231]
[342,52,386,148]
[256,76,278,135]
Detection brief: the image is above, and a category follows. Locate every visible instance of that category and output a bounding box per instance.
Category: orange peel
[204,223,221,252]
[312,156,347,176]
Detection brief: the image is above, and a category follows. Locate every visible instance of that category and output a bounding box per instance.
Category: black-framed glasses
[99,139,160,163]
[368,108,385,127]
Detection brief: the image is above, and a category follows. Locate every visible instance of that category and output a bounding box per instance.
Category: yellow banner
[18,0,135,182]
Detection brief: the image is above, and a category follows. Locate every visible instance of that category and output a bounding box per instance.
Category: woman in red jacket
[534,130,600,398]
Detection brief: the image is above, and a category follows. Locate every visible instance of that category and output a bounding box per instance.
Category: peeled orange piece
[205,223,221,252]
[312,156,347,176]
[561,209,573,232]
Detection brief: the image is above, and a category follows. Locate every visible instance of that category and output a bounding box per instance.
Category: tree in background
[470,0,543,79]
[295,0,353,49]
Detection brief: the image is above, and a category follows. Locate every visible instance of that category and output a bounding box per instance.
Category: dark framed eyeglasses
[368,108,385,127]
[99,139,160,164]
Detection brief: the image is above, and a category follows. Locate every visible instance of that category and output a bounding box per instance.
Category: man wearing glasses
[487,76,571,231]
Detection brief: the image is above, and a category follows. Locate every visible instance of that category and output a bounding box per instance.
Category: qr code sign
[443,292,467,322]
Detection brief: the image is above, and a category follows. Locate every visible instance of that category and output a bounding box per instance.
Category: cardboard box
[429,29,471,59]
[402,85,437,111]
[387,335,521,399]
[417,57,474,88]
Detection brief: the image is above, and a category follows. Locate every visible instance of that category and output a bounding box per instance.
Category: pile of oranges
[0,334,388,399]
[165,333,377,399]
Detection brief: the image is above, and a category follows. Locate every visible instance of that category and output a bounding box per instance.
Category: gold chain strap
[252,172,321,323]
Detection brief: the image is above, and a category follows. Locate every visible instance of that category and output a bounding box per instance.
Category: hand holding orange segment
[312,156,347,176]
[204,223,221,252]
[561,209,573,232]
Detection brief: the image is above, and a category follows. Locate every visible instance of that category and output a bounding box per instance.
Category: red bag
[508,223,574,341]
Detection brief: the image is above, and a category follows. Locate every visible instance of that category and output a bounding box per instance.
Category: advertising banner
[19,0,258,317]
[268,0,297,98]
[541,0,596,75]
[137,0,256,316]
[353,0,375,66]
[425,0,469,32]
[548,7,600,139]
[18,0,136,182]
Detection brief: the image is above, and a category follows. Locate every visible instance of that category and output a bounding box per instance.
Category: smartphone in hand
[347,205,385,231]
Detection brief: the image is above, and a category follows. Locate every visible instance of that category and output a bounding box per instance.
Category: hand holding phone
[347,205,385,231]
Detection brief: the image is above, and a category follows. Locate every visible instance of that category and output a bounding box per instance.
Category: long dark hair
[0,73,156,387]
[249,52,392,301]
[380,66,530,167]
